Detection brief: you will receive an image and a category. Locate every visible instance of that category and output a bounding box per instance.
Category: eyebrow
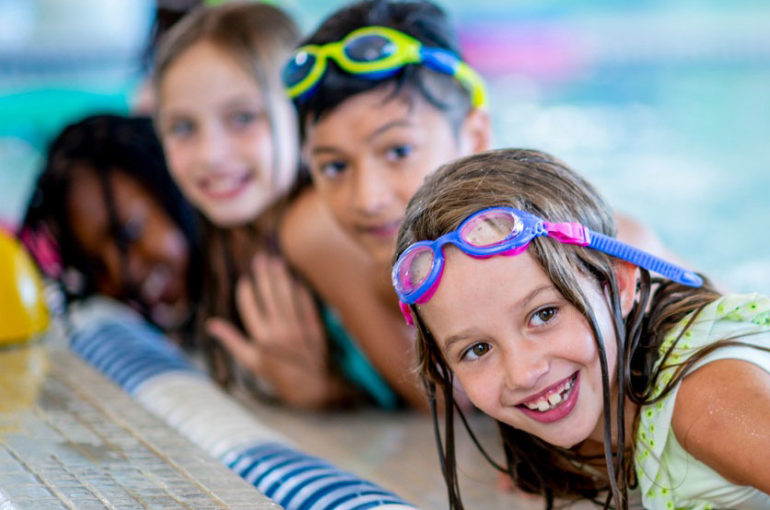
[365,119,413,142]
[310,118,414,156]
[440,284,557,353]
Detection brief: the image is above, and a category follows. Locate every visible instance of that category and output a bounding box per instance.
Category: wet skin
[303,86,483,266]
[417,248,634,448]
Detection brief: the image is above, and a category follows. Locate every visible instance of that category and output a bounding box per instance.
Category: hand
[206,253,334,409]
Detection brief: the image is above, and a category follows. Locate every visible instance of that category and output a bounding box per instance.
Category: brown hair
[152,3,302,385]
[395,148,722,509]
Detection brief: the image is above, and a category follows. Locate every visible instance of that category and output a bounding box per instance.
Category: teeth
[203,173,249,194]
[523,375,575,412]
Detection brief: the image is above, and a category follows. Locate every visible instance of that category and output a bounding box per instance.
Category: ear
[458,107,492,155]
[614,260,639,317]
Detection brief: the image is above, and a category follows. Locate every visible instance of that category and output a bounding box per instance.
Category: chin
[208,207,261,227]
[361,237,397,264]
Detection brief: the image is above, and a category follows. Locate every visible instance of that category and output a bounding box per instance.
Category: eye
[316,160,348,179]
[385,144,413,162]
[227,110,261,130]
[119,216,145,243]
[530,306,558,327]
[461,342,492,361]
[167,118,195,139]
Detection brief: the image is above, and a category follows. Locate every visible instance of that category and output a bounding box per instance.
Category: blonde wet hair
[152,3,302,386]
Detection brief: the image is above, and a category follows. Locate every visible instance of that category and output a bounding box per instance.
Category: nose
[350,163,392,216]
[501,342,550,392]
[125,224,189,297]
[195,124,229,168]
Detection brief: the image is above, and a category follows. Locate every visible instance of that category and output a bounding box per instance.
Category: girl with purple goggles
[391,149,770,510]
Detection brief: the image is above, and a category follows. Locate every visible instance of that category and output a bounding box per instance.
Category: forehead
[304,85,452,142]
[66,166,153,224]
[418,249,554,337]
[158,40,262,108]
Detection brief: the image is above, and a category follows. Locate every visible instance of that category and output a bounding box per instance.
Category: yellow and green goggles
[282,25,487,108]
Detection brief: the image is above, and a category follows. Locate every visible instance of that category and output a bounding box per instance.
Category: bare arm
[672,358,770,492]
[280,189,428,411]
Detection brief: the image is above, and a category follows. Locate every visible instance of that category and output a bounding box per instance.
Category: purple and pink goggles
[392,206,702,324]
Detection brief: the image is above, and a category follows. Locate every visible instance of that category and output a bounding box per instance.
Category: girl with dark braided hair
[21,113,201,340]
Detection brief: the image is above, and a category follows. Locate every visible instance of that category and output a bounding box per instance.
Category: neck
[583,395,639,453]
[371,257,401,310]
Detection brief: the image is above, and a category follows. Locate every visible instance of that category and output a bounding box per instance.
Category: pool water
[1,1,768,293]
[487,62,770,293]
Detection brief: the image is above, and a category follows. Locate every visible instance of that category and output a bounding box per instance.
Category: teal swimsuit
[322,306,401,409]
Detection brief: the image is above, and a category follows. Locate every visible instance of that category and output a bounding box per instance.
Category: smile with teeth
[520,373,578,412]
[199,172,253,198]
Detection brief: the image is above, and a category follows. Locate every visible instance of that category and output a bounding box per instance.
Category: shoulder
[280,188,363,268]
[278,188,372,299]
[672,357,770,490]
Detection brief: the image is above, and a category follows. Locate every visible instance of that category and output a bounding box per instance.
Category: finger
[268,256,298,319]
[293,278,326,355]
[252,253,282,320]
[206,317,262,373]
[236,276,267,341]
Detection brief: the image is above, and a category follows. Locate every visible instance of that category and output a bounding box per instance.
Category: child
[279,0,674,410]
[392,148,770,509]
[152,2,367,409]
[20,114,200,339]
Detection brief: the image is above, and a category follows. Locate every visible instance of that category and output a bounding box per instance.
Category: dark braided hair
[21,114,201,331]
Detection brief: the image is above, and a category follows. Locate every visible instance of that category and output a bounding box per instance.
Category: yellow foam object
[0,229,49,345]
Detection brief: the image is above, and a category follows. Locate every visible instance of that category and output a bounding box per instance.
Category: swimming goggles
[392,206,702,322]
[282,25,487,108]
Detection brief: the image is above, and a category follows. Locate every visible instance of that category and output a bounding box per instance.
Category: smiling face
[303,86,485,266]
[156,40,297,227]
[66,166,191,329]
[418,248,620,449]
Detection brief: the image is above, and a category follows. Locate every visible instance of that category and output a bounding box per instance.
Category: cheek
[149,220,189,264]
[316,181,350,222]
[163,142,192,184]
[451,363,501,409]
[92,246,123,294]
[239,118,274,155]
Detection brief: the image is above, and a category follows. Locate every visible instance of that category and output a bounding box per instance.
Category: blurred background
[1,0,768,292]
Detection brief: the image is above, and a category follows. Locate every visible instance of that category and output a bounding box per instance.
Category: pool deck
[0,332,596,510]
[0,339,278,510]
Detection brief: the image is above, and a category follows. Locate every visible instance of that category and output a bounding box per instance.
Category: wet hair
[394,148,726,509]
[151,2,303,385]
[294,0,473,141]
[21,114,201,327]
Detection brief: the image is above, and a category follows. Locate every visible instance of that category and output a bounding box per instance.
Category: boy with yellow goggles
[282,25,487,108]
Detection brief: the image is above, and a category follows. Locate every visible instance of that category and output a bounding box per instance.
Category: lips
[140,266,190,328]
[197,171,254,200]
[515,372,580,424]
[355,218,402,239]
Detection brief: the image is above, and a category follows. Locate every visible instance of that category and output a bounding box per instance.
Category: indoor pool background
[1,0,768,293]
